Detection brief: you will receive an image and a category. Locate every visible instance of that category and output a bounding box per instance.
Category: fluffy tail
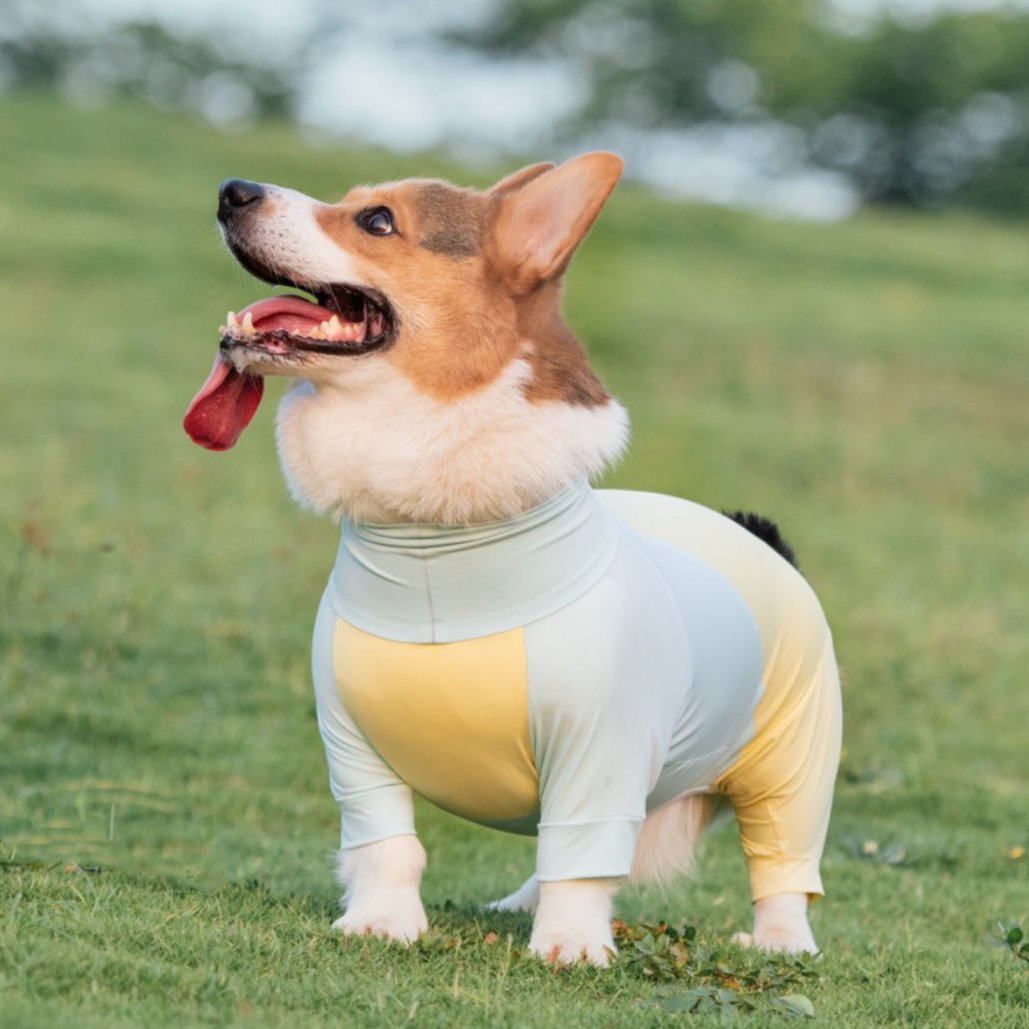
[724,510,799,569]
[630,793,725,886]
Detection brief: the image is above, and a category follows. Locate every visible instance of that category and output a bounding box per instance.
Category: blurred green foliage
[5,2,1029,212]
[0,17,295,123]
[454,0,1029,212]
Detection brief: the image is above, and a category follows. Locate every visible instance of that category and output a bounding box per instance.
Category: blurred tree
[451,0,1029,212]
[813,11,1029,208]
[0,20,294,125]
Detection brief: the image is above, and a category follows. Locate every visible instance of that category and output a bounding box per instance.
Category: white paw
[733,893,818,954]
[332,898,428,944]
[731,925,816,953]
[527,878,619,967]
[333,835,428,944]
[529,927,616,967]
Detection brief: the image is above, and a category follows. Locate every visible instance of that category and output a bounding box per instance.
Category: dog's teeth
[227,311,239,329]
[327,315,343,337]
[241,311,255,336]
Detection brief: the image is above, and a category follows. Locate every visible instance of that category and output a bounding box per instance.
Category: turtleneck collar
[327,478,619,643]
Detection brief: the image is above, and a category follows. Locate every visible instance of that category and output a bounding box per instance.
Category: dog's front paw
[527,878,619,967]
[333,897,428,944]
[529,926,616,967]
[333,835,428,944]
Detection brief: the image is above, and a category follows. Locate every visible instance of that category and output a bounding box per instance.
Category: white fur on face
[225,185,370,290]
[276,356,629,524]
[333,835,428,943]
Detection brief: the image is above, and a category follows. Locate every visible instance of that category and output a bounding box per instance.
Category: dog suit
[311,479,842,902]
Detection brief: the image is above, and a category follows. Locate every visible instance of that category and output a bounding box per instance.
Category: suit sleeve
[311,592,417,849]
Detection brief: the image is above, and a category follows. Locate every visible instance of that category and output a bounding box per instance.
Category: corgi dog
[184,154,842,965]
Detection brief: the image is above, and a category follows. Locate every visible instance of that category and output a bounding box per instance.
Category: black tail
[724,510,799,569]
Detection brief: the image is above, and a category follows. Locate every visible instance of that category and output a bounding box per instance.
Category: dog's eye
[357,207,396,237]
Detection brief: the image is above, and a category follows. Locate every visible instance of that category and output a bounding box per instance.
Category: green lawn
[1,93,1026,1027]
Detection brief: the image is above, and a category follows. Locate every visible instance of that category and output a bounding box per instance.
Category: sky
[11,0,1029,219]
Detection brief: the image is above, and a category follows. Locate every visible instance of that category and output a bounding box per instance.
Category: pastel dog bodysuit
[311,479,842,903]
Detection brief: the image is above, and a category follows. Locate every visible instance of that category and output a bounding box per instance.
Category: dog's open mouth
[184,284,395,451]
[220,286,394,357]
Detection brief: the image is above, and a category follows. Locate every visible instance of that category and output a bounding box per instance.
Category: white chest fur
[275,357,629,524]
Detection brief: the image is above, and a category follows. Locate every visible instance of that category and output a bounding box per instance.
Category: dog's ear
[488,152,623,286]
[488,161,556,196]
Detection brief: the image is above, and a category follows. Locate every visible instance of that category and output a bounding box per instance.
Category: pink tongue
[244,294,331,334]
[183,296,334,451]
[183,355,264,451]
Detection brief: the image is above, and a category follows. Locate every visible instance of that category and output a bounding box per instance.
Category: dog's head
[184,154,629,523]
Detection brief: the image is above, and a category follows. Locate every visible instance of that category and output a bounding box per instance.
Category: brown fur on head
[306,155,622,404]
[192,153,629,523]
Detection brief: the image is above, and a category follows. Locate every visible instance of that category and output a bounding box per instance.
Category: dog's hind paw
[731,926,816,954]
[732,893,818,955]
[485,874,540,914]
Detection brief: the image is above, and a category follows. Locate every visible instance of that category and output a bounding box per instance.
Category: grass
[1,92,1026,1026]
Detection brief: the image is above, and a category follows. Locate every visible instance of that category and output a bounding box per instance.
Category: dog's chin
[221,339,304,377]
[220,334,388,378]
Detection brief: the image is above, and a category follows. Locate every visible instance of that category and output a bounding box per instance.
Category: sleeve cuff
[338,783,417,850]
[535,817,642,880]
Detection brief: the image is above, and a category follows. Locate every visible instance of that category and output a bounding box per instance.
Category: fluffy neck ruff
[274,356,629,525]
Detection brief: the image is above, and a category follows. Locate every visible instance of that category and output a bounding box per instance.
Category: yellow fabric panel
[332,620,539,824]
[599,490,840,899]
[715,633,842,901]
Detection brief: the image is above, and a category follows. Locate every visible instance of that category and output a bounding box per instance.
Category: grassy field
[1,93,1026,1026]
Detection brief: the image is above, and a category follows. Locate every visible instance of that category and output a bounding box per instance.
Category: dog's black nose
[218,179,264,222]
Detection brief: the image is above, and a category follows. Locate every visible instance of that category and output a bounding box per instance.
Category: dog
[183,153,842,965]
